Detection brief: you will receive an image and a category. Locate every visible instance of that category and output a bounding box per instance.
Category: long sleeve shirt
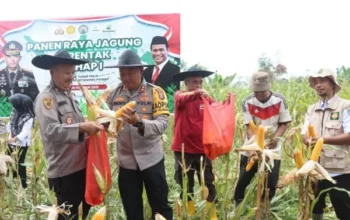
[34,81,86,178]
[6,118,33,147]
[171,90,214,154]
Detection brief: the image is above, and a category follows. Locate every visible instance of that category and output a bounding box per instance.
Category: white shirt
[6,118,34,147]
[152,59,169,78]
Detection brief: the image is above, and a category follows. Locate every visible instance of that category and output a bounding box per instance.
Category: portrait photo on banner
[0,13,180,118]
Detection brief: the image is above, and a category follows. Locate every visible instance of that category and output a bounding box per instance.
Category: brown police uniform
[0,41,39,103]
[34,80,90,219]
[107,78,173,220]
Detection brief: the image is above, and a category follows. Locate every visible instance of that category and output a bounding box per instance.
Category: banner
[0,13,180,117]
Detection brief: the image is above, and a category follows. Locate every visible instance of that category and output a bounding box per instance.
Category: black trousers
[118,158,173,220]
[312,174,350,220]
[7,144,28,189]
[174,152,217,202]
[48,169,91,220]
[234,155,281,202]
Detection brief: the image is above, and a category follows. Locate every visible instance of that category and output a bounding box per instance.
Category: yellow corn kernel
[294,150,304,169]
[249,121,257,134]
[310,138,324,162]
[201,186,209,200]
[246,160,255,171]
[92,164,106,194]
[256,125,265,149]
[115,101,137,118]
[91,206,106,220]
[307,124,316,138]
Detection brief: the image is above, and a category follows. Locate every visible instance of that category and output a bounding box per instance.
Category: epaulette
[146,82,157,88]
[20,68,33,73]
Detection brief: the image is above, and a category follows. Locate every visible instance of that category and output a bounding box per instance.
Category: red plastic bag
[202,94,236,160]
[85,129,112,206]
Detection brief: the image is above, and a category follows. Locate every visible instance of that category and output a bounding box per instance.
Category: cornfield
[0,73,349,220]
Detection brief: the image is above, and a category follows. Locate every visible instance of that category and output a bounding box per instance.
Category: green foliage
[0,96,13,117]
[166,84,177,113]
[2,64,350,219]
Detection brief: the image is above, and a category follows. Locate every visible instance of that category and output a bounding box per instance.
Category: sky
[1,0,350,78]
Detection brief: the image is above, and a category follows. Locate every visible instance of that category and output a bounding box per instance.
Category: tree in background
[258,53,287,81]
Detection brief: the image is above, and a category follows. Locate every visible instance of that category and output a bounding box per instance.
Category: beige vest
[307,94,350,174]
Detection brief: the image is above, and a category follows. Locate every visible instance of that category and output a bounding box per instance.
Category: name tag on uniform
[18,80,28,88]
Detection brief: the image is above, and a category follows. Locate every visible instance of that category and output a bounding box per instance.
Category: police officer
[301,68,350,220]
[0,40,39,102]
[105,50,173,220]
[31,50,103,220]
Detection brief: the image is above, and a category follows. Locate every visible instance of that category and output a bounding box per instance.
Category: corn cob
[91,206,106,220]
[257,125,265,150]
[307,124,316,138]
[310,138,323,162]
[246,158,255,171]
[294,150,304,169]
[95,101,137,119]
[92,164,107,194]
[249,121,257,134]
[245,125,265,171]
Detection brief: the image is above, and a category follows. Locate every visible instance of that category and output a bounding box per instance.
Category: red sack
[85,129,112,206]
[202,94,236,160]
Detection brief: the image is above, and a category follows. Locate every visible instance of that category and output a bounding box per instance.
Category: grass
[0,74,349,219]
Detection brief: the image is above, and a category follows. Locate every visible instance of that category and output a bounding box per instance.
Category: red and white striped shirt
[242,92,292,156]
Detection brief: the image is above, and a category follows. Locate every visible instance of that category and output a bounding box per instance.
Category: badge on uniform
[43,97,54,110]
[66,116,72,124]
[330,112,339,120]
[155,87,165,100]
[115,96,125,101]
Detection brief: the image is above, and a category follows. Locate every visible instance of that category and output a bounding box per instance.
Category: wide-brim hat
[309,68,341,93]
[105,50,153,68]
[32,50,89,70]
[173,65,214,81]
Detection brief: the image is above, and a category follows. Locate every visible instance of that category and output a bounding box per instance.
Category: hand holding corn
[121,106,140,125]
[295,138,336,184]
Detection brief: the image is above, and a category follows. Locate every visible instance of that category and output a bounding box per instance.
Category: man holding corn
[301,68,350,220]
[170,65,230,219]
[32,50,103,220]
[105,49,173,220]
[233,71,292,208]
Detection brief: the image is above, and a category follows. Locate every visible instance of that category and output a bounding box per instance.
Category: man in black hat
[32,50,103,220]
[105,49,173,220]
[170,66,230,219]
[0,40,39,105]
[143,36,180,110]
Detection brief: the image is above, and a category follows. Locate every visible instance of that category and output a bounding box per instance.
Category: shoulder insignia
[155,87,166,100]
[140,85,145,93]
[43,97,54,110]
[146,82,156,87]
[20,68,33,73]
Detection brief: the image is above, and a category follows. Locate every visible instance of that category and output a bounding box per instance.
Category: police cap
[2,40,23,56]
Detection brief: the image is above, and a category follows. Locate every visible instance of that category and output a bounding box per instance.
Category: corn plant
[0,74,349,219]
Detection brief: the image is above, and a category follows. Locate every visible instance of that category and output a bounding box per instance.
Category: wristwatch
[133,119,144,128]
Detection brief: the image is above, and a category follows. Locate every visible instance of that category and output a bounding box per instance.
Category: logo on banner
[66,26,76,34]
[79,25,88,34]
